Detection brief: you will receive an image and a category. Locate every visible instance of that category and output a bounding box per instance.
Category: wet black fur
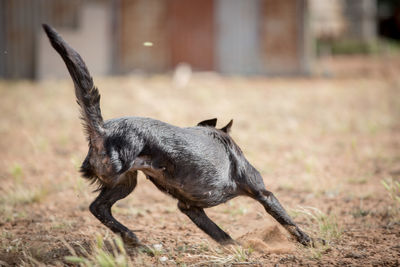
[43,24,311,247]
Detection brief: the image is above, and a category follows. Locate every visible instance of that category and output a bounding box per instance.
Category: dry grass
[0,56,400,265]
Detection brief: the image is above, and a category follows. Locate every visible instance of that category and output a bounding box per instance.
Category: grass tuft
[381,178,400,219]
[2,186,49,206]
[10,163,23,183]
[64,235,132,267]
[187,243,255,266]
[294,206,342,242]
[228,245,253,262]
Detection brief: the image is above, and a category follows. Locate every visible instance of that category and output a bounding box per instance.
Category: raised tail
[42,24,104,144]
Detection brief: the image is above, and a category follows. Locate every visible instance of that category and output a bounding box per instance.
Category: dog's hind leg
[252,189,311,246]
[89,171,140,246]
[240,171,311,246]
[177,201,235,245]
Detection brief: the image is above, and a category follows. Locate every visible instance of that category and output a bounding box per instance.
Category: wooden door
[261,0,302,74]
[168,0,214,70]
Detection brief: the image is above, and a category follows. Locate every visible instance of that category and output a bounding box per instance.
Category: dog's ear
[197,118,217,127]
[220,120,233,133]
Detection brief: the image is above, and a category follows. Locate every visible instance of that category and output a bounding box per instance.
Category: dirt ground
[0,55,400,266]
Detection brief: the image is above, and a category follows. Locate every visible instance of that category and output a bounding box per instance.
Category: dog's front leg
[89,171,141,246]
[177,201,235,245]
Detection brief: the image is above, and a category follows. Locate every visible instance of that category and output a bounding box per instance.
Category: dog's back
[98,116,244,207]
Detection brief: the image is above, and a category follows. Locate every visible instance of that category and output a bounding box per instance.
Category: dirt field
[0,56,400,266]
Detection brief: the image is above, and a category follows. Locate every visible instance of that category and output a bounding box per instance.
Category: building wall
[116,0,215,72]
[168,0,215,71]
[0,0,111,80]
[344,0,377,42]
[216,0,261,74]
[260,0,309,75]
[116,0,310,75]
[37,1,111,79]
[0,0,312,79]
[116,0,169,73]
[0,0,38,79]
[0,0,81,79]
[309,0,346,40]
[309,0,377,42]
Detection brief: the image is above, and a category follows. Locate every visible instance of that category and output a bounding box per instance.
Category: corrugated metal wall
[216,0,261,74]
[115,0,310,75]
[0,0,312,78]
[0,0,81,79]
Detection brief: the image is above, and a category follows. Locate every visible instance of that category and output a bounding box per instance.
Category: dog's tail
[42,24,104,143]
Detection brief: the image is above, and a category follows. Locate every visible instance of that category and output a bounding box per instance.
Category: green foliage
[317,38,400,56]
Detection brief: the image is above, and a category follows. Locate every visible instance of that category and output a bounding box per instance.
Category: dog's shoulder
[187,124,241,155]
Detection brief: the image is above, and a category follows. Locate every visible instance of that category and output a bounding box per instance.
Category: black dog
[43,24,311,247]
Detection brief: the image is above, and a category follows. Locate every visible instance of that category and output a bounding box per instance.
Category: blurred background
[1,0,400,79]
[1,1,400,265]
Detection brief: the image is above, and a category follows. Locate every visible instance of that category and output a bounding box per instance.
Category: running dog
[43,24,311,247]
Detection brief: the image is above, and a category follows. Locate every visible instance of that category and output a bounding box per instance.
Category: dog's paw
[294,229,312,247]
[296,233,326,248]
[221,239,240,247]
[217,237,238,247]
[121,232,141,247]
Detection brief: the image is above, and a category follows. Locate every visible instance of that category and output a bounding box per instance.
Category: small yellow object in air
[143,42,153,47]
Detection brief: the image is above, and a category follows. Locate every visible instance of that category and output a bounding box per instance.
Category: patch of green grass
[381,178,400,219]
[293,207,340,260]
[33,136,49,152]
[351,207,370,218]
[381,178,400,204]
[351,198,370,218]
[347,177,368,185]
[307,245,331,260]
[51,221,73,231]
[4,164,49,207]
[64,236,133,267]
[10,163,23,183]
[185,242,255,266]
[0,205,27,224]
[70,155,82,171]
[228,245,253,262]
[295,207,342,242]
[1,185,49,206]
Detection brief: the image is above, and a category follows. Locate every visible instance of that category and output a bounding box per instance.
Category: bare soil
[0,55,400,266]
